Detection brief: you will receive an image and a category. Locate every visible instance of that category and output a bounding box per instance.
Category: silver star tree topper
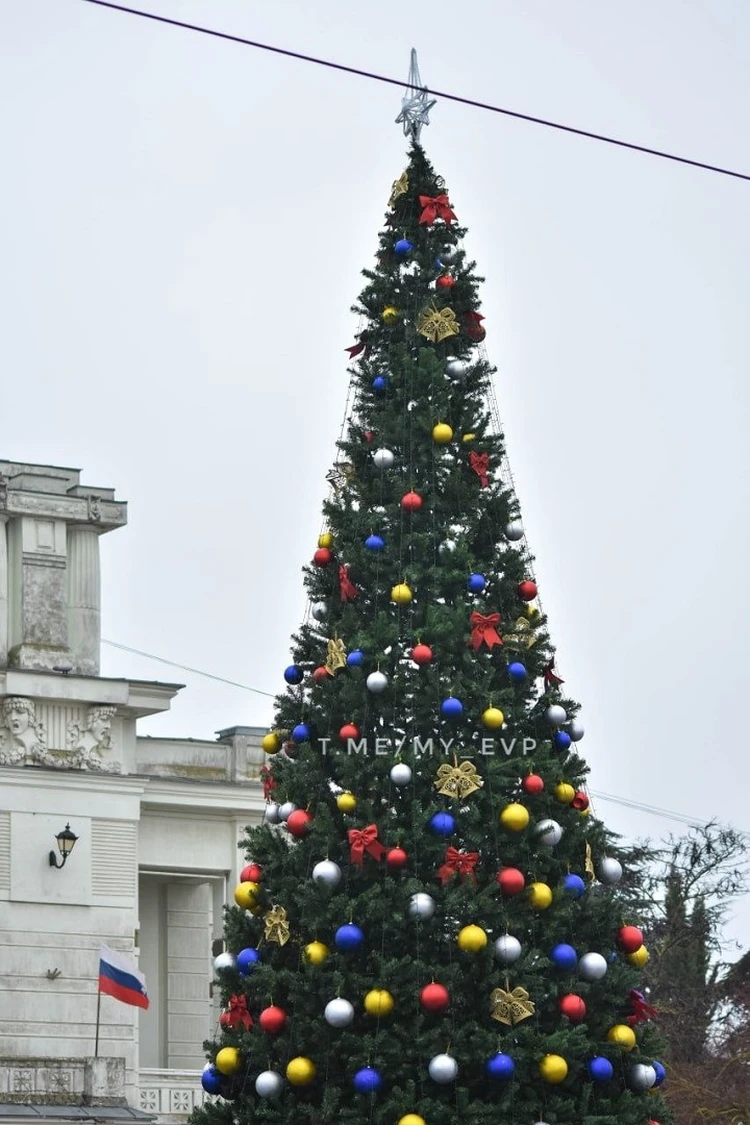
[395,49,436,143]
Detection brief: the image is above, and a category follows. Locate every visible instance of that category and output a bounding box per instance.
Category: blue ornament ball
[467,573,486,593]
[652,1060,666,1086]
[428,811,456,836]
[335,923,365,951]
[364,534,386,551]
[554,730,572,751]
[284,664,303,685]
[440,697,463,720]
[588,1056,614,1083]
[485,1053,515,1080]
[347,649,365,667]
[394,238,413,257]
[372,376,388,396]
[236,947,260,974]
[550,943,578,970]
[353,1067,382,1094]
[201,1065,223,1095]
[507,661,527,682]
[564,874,587,899]
[291,722,311,743]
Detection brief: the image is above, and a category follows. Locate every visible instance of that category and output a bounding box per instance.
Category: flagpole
[94,982,102,1058]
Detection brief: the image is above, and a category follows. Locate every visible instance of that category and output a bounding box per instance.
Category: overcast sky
[3,1,750,941]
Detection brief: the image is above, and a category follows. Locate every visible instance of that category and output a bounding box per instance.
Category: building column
[0,515,8,666]
[67,526,101,676]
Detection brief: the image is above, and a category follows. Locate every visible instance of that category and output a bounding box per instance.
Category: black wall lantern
[49,823,78,869]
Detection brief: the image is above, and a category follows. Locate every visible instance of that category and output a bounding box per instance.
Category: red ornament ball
[411,643,433,666]
[312,666,330,684]
[386,847,408,870]
[496,867,526,896]
[286,810,312,838]
[401,491,423,512]
[572,790,589,810]
[436,274,456,290]
[521,773,544,795]
[559,994,587,1022]
[339,723,360,742]
[617,925,644,953]
[517,580,538,601]
[313,547,332,567]
[420,982,450,1012]
[259,1005,287,1034]
[240,863,263,883]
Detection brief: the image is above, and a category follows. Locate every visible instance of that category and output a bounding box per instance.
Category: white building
[0,461,265,1125]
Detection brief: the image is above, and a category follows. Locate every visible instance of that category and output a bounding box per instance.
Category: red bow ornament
[260,765,276,800]
[419,194,457,225]
[339,565,358,603]
[463,310,486,342]
[626,989,657,1026]
[543,660,564,688]
[221,994,253,1031]
[469,611,503,651]
[469,451,490,488]
[437,847,479,886]
[348,825,387,865]
[345,333,370,360]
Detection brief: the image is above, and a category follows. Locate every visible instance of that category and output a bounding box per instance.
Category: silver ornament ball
[408,892,436,920]
[438,539,457,558]
[598,857,623,885]
[278,801,297,822]
[629,1064,657,1091]
[324,997,354,1028]
[445,358,470,380]
[578,952,608,981]
[545,704,568,726]
[255,1070,283,1098]
[439,244,458,264]
[390,762,412,787]
[366,670,389,693]
[372,448,395,469]
[535,818,564,847]
[311,600,328,621]
[312,859,342,888]
[494,934,522,964]
[569,717,585,741]
[213,952,236,974]
[263,802,281,825]
[428,1053,458,1084]
[504,520,524,541]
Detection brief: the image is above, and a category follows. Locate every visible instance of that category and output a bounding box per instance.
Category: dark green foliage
[190,144,670,1125]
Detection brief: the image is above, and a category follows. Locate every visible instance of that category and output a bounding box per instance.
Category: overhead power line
[78,0,750,184]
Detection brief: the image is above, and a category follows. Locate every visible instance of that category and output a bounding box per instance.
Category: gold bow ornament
[490,985,535,1026]
[503,617,538,651]
[434,760,483,799]
[325,637,347,676]
[264,905,291,947]
[388,171,409,207]
[417,304,459,343]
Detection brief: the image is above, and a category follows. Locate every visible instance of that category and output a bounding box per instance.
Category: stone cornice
[139,776,264,816]
[0,765,149,796]
[0,669,183,715]
[2,490,127,531]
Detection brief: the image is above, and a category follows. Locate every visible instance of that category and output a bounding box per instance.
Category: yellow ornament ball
[432,422,454,445]
[261,732,281,755]
[318,532,333,549]
[382,306,399,325]
[579,806,591,818]
[539,1054,568,1084]
[461,433,476,443]
[554,782,576,804]
[286,1057,316,1086]
[457,924,488,952]
[481,706,505,729]
[500,802,530,832]
[391,583,413,605]
[304,941,329,966]
[398,1116,426,1125]
[337,792,357,814]
[364,988,394,1017]
[607,1024,637,1051]
[523,604,541,623]
[215,1047,240,1076]
[528,881,553,910]
[234,882,260,909]
[627,945,650,968]
[248,901,265,916]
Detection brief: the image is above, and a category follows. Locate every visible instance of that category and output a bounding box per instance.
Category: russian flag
[99,945,149,1010]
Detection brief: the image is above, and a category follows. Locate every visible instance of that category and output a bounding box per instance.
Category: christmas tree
[194,69,669,1125]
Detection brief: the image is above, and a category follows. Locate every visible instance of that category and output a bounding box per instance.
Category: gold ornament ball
[432,422,454,445]
[382,306,400,325]
[607,1024,637,1051]
[579,806,591,818]
[234,882,259,909]
[286,1057,316,1086]
[261,732,281,755]
[248,901,265,916]
[500,802,530,832]
[461,432,476,443]
[215,1047,240,1076]
[539,1054,568,1084]
[304,941,329,966]
[528,882,553,910]
[457,924,488,952]
[336,792,357,814]
[481,706,504,730]
[364,988,394,1017]
[318,532,333,548]
[554,782,576,804]
[523,604,541,622]
[626,945,650,967]
[398,1116,426,1125]
[391,583,413,605]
